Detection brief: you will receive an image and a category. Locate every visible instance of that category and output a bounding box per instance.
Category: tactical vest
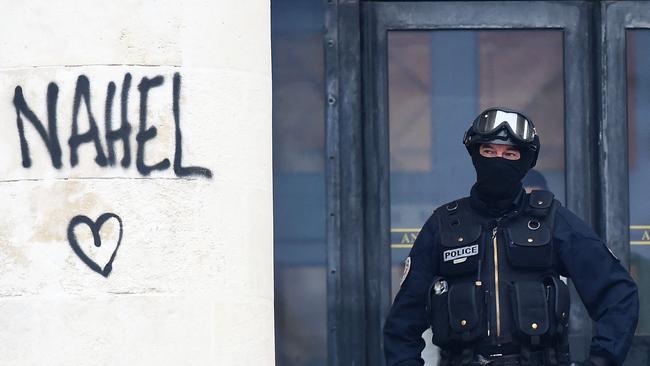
[427,191,570,361]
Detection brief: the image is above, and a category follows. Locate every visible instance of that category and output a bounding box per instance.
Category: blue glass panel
[272,0,327,364]
[388,30,565,365]
[388,30,565,296]
[627,29,650,336]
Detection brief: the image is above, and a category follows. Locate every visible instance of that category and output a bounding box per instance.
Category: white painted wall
[0,1,273,365]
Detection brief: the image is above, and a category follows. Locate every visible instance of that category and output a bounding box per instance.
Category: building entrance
[273,1,650,365]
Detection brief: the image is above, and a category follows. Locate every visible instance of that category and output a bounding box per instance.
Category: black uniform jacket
[384,196,639,366]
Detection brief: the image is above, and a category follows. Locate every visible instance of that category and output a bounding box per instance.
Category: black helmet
[463,107,541,167]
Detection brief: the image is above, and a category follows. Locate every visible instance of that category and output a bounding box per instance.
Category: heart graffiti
[67,213,123,277]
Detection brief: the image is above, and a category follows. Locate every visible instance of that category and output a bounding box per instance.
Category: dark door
[600,2,650,363]
[325,1,645,365]
[361,2,596,365]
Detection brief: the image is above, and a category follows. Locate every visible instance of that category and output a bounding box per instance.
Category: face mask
[471,149,533,202]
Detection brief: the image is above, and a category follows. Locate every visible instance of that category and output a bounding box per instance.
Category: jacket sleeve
[554,206,639,366]
[384,214,439,366]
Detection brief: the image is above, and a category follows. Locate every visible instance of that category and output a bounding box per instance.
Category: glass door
[601,2,650,363]
[362,2,596,364]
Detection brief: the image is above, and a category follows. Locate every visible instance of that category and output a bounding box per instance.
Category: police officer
[384,108,639,366]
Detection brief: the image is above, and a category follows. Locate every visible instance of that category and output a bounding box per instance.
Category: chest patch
[443,244,479,264]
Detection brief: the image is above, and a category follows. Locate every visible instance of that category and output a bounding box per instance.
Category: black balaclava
[469,143,535,213]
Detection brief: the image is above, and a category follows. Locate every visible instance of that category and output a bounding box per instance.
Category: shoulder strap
[434,198,483,247]
[526,190,555,217]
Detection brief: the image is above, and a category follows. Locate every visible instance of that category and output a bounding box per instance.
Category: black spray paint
[13,72,212,178]
[67,213,123,278]
[105,73,133,167]
[136,75,170,175]
[116,73,133,167]
[13,83,63,168]
[69,75,108,167]
[173,73,212,178]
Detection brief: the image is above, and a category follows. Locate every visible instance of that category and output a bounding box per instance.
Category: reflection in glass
[388,30,565,300]
[626,30,650,336]
[272,0,327,365]
[387,30,565,365]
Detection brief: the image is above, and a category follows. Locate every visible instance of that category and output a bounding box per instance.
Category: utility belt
[427,275,570,348]
[440,348,570,366]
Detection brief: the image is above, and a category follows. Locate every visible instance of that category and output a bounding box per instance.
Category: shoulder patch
[400,257,411,286]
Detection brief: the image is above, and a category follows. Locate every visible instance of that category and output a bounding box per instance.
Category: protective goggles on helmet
[469,108,536,143]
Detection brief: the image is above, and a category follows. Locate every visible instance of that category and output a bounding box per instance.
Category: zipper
[492,226,501,338]
[486,289,491,337]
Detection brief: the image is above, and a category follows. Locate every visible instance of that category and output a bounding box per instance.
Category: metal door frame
[363,2,596,364]
[325,1,599,365]
[599,0,650,267]
[599,1,650,362]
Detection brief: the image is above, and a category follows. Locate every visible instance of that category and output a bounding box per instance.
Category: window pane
[387,31,565,364]
[272,1,327,365]
[388,30,565,297]
[626,29,650,336]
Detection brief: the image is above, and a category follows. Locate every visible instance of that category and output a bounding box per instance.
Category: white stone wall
[0,1,273,365]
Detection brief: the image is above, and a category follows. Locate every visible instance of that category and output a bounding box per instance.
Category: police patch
[443,244,479,264]
[400,257,411,286]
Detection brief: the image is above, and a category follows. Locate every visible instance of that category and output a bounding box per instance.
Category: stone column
[0,1,273,365]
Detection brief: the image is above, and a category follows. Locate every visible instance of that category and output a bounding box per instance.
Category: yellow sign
[390,225,650,248]
[391,228,420,249]
[630,225,650,245]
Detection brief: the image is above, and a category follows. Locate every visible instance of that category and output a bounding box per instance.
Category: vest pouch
[505,224,552,268]
[447,282,485,343]
[544,276,570,337]
[428,277,453,347]
[439,223,482,276]
[428,280,485,347]
[508,281,550,345]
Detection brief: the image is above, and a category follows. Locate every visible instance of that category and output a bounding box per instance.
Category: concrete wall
[0,1,273,365]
